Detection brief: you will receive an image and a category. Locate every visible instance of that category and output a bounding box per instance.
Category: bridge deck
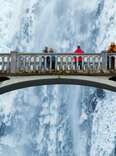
[0,71,116,76]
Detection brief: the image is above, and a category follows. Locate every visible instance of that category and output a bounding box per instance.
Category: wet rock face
[96,88,105,99]
[0,122,6,136]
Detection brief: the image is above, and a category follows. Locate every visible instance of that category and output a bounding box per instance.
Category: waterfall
[0,0,116,156]
[67,86,81,156]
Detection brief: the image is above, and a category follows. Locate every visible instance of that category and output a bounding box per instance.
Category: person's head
[77,45,80,49]
[45,46,48,50]
[111,42,115,47]
[44,46,48,53]
[48,48,54,53]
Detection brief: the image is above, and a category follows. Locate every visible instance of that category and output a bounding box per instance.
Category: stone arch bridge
[0,51,116,94]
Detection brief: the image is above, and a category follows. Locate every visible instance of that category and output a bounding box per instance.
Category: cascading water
[0,0,116,156]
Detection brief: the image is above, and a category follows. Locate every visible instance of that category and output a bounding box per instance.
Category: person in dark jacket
[48,48,55,70]
[43,46,48,53]
[73,45,84,70]
[42,47,49,70]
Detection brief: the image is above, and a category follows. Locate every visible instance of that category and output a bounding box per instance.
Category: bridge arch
[0,75,116,94]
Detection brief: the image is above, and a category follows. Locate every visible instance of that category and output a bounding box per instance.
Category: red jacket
[73,48,84,62]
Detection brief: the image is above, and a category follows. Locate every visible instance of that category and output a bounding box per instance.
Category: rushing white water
[67,86,81,156]
[0,0,116,156]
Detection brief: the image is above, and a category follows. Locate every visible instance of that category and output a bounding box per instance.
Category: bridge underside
[0,75,116,94]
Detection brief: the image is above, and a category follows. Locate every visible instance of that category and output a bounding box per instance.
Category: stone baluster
[30,56,33,72]
[84,56,87,71]
[92,56,96,72]
[98,56,101,71]
[24,56,27,72]
[60,56,63,71]
[49,55,52,71]
[29,56,31,72]
[17,53,22,73]
[62,56,65,71]
[65,56,68,71]
[54,55,56,71]
[34,56,37,72]
[70,56,73,70]
[96,56,99,72]
[82,55,84,71]
[2,56,4,72]
[58,56,61,71]
[0,57,1,71]
[57,56,60,71]
[32,56,35,72]
[109,56,111,69]
[45,55,47,71]
[41,55,44,71]
[37,56,40,72]
[55,55,58,71]
[96,56,101,72]
[74,55,77,71]
[87,56,90,71]
[39,56,42,72]
[4,57,6,72]
[33,56,36,72]
[29,56,32,72]
[6,55,10,73]
[19,56,24,72]
[95,56,98,71]
[23,56,26,72]
[62,56,64,71]
[90,56,92,71]
[65,55,69,71]
[114,55,116,70]
[68,56,71,71]
[82,56,85,71]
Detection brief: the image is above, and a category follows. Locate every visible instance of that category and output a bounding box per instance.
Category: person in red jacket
[73,45,84,70]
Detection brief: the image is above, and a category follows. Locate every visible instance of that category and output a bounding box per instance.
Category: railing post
[101,51,107,72]
[10,51,18,74]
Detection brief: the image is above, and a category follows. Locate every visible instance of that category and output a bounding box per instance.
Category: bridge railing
[0,53,11,73]
[0,51,116,75]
